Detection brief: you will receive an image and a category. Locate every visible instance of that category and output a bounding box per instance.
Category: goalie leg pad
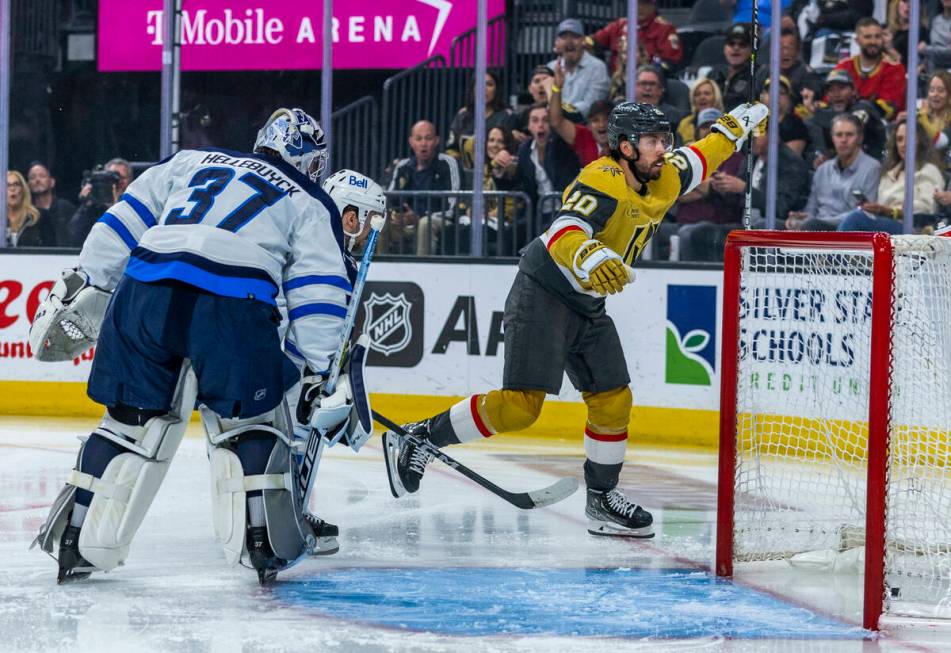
[203,403,314,567]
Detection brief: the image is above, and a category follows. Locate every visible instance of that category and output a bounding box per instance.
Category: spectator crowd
[8,0,951,261]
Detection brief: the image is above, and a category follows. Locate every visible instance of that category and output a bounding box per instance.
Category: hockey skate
[304,514,339,556]
[585,488,654,538]
[382,420,435,498]
[56,525,97,584]
[246,526,286,585]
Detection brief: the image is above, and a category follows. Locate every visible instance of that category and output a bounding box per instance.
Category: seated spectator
[677,78,725,145]
[709,23,755,110]
[883,0,929,68]
[757,28,823,103]
[921,0,951,71]
[633,65,685,126]
[515,103,583,229]
[66,158,132,246]
[809,69,888,163]
[917,71,951,151]
[27,161,75,246]
[385,120,462,255]
[799,0,875,39]
[6,170,56,247]
[587,0,683,75]
[935,176,951,225]
[762,76,811,156]
[549,60,612,164]
[547,19,611,118]
[836,120,945,233]
[833,17,906,121]
[787,113,882,229]
[446,71,517,167]
[516,65,554,141]
[454,125,526,256]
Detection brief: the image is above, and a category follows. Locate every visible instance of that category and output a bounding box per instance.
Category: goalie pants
[427,272,632,491]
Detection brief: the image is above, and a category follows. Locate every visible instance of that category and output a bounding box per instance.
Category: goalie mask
[254,108,328,182]
[321,169,386,251]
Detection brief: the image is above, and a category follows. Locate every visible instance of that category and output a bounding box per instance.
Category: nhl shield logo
[363,292,413,356]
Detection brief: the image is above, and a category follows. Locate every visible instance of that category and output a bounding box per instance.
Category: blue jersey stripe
[125,256,279,305]
[131,247,276,283]
[284,339,304,360]
[283,274,352,294]
[288,302,347,321]
[98,213,138,249]
[120,193,157,228]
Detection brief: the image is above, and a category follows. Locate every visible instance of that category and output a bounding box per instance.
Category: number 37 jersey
[78,148,350,375]
[519,131,735,317]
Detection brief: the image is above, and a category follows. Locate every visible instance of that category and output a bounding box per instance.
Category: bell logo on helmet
[348,175,368,188]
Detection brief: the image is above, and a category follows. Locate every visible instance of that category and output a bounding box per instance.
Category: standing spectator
[66,164,123,246]
[386,120,462,255]
[6,170,56,247]
[104,158,133,196]
[549,59,612,164]
[27,161,75,246]
[787,113,882,229]
[762,76,811,156]
[516,65,554,141]
[836,120,945,232]
[634,65,684,126]
[758,28,823,102]
[833,18,906,120]
[546,19,611,118]
[709,23,756,110]
[799,0,875,38]
[515,103,582,228]
[883,0,929,68]
[588,0,683,74]
[677,78,725,145]
[917,71,951,150]
[809,69,888,163]
[921,0,951,71]
[446,71,517,168]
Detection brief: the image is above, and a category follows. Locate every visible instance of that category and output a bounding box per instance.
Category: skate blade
[257,568,279,585]
[586,518,655,539]
[381,431,407,499]
[57,569,92,584]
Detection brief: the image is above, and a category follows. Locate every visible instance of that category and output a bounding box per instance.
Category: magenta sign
[98,0,505,72]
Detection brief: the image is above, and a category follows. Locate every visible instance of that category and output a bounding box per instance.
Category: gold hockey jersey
[519,130,736,316]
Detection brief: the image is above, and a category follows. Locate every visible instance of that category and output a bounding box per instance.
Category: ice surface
[0,418,946,652]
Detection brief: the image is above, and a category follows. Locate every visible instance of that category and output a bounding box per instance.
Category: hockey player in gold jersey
[383,100,768,536]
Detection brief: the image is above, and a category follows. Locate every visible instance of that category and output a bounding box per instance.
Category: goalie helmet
[607,102,672,151]
[321,170,386,251]
[254,108,328,182]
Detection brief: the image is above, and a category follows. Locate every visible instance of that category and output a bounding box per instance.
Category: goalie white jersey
[78,147,352,375]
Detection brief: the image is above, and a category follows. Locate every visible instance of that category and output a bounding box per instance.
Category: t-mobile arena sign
[98,0,504,72]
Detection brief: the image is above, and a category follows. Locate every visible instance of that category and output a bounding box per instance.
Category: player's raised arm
[663,103,769,197]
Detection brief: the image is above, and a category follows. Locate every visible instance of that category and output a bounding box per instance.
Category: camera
[81,167,120,206]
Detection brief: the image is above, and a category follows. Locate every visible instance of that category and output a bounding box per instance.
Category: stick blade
[526,476,579,508]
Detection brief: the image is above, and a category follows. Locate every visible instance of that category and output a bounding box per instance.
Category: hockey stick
[297,215,385,510]
[743,0,759,230]
[372,410,579,510]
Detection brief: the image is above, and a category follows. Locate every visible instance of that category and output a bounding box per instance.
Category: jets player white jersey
[78,147,351,375]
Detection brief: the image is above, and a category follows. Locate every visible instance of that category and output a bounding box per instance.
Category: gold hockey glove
[573,240,632,295]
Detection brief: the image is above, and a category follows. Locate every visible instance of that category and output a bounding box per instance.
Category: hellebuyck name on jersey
[198,152,304,197]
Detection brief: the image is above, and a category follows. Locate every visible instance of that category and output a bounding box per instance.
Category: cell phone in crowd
[851,190,867,204]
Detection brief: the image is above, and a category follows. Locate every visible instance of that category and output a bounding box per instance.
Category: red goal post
[715,230,951,631]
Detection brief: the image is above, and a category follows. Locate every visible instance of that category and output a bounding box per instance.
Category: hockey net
[715,232,951,630]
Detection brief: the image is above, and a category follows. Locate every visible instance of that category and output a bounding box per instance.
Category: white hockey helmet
[322,169,386,251]
[254,108,328,181]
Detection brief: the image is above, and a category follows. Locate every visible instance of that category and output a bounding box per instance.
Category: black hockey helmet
[607,102,672,150]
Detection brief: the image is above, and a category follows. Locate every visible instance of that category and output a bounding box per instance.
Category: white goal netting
[731,235,951,619]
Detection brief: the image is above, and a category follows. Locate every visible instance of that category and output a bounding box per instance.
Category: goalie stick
[297,215,384,513]
[372,410,579,510]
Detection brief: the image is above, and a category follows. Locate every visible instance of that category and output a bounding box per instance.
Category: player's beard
[635,157,664,181]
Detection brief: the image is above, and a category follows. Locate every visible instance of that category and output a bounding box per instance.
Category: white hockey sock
[248,496,265,527]
[69,503,88,527]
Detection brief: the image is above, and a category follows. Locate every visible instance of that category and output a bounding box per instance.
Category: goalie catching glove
[296,334,373,452]
[29,269,111,362]
[711,102,769,152]
[572,240,636,296]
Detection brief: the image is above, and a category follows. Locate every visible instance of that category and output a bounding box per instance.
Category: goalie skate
[585,488,654,538]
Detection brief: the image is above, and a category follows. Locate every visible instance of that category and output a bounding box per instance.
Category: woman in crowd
[919,71,951,152]
[884,0,929,68]
[677,78,725,145]
[837,121,945,233]
[6,170,56,247]
[446,71,517,168]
